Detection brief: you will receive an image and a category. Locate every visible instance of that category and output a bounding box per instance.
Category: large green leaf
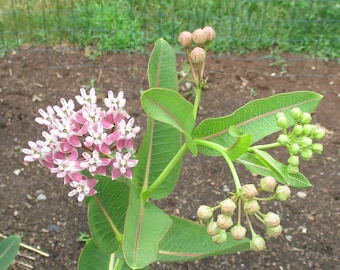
[78,240,149,270]
[135,38,183,199]
[194,91,323,155]
[141,88,195,135]
[237,153,312,188]
[123,185,173,269]
[0,235,20,270]
[88,177,129,254]
[158,217,250,262]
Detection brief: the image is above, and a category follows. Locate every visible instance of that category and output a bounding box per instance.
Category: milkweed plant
[23,26,325,269]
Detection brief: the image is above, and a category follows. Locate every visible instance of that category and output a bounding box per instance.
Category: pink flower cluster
[23,88,140,202]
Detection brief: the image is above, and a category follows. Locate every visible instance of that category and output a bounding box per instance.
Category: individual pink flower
[105,90,129,124]
[53,98,75,119]
[84,123,118,154]
[68,177,98,202]
[35,106,56,126]
[112,152,138,179]
[75,87,97,106]
[114,117,140,151]
[80,150,111,175]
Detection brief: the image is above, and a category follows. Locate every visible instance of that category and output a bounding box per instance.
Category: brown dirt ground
[0,48,339,270]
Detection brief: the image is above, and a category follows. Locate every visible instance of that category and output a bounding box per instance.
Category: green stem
[142,143,189,201]
[194,139,242,191]
[248,142,281,151]
[193,85,202,122]
[94,194,123,243]
[113,257,124,270]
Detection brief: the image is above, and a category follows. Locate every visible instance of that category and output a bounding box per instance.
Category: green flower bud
[192,28,207,45]
[288,155,299,166]
[266,225,283,238]
[277,134,290,146]
[276,112,285,120]
[217,214,234,229]
[300,149,313,160]
[264,212,281,227]
[300,112,312,124]
[230,224,247,240]
[289,143,300,154]
[277,116,288,128]
[197,205,213,220]
[241,184,258,199]
[275,185,291,201]
[290,107,302,120]
[212,230,227,244]
[287,164,299,174]
[243,199,260,215]
[312,128,326,140]
[292,124,303,136]
[303,124,314,136]
[250,235,266,252]
[207,221,221,236]
[178,31,193,47]
[300,137,313,148]
[260,176,278,192]
[190,47,206,64]
[311,143,323,154]
[219,198,237,215]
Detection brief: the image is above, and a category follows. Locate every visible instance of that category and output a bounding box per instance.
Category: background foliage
[0,0,339,59]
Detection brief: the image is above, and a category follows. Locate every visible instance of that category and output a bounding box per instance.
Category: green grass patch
[0,0,339,59]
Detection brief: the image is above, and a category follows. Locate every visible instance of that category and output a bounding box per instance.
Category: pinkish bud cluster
[23,88,140,202]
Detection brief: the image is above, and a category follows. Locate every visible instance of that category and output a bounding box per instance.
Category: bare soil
[0,48,339,270]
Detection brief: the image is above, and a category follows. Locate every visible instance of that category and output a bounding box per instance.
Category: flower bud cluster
[197,178,288,250]
[23,88,140,202]
[276,108,325,174]
[178,26,216,84]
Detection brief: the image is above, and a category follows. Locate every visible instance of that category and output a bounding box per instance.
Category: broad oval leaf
[123,185,173,269]
[194,91,323,152]
[237,153,312,188]
[141,88,195,134]
[135,38,182,199]
[88,177,129,254]
[158,216,250,262]
[0,235,21,270]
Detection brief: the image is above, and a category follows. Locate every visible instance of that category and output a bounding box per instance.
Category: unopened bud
[260,176,277,192]
[219,198,237,215]
[190,47,206,64]
[287,164,299,174]
[243,199,260,215]
[203,26,216,42]
[292,124,303,136]
[192,28,207,45]
[241,184,258,199]
[264,212,281,227]
[289,143,300,154]
[197,205,213,220]
[287,155,299,166]
[230,224,247,240]
[250,235,266,252]
[303,124,314,136]
[300,112,312,124]
[300,149,313,160]
[207,221,221,236]
[277,134,290,146]
[300,137,313,148]
[290,107,302,120]
[275,185,291,201]
[266,225,283,238]
[311,143,323,154]
[212,230,227,244]
[178,31,193,47]
[276,116,288,128]
[312,128,325,140]
[217,214,233,229]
